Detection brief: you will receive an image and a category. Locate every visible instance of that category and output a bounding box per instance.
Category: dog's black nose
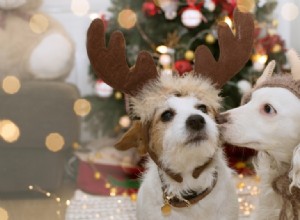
[186,115,205,131]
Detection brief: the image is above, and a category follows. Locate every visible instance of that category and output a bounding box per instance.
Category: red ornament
[257,34,285,54]
[174,60,193,75]
[214,0,236,17]
[142,2,158,16]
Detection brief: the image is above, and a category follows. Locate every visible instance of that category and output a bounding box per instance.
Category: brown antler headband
[87,9,254,94]
[195,10,254,87]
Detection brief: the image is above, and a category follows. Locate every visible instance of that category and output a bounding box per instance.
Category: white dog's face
[221,87,300,157]
[149,95,219,172]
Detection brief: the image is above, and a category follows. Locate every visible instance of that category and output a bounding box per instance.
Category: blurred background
[0,0,299,219]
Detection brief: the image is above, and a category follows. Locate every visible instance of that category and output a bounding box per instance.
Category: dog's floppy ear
[115,121,148,155]
[289,143,300,190]
[286,49,300,81]
[255,60,276,86]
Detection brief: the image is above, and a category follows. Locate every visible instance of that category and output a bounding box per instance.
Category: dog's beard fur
[222,87,300,162]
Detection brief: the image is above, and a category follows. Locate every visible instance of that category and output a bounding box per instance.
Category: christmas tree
[86,0,286,142]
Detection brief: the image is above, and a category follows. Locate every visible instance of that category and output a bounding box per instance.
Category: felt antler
[87,19,159,96]
[194,10,254,88]
[255,60,276,85]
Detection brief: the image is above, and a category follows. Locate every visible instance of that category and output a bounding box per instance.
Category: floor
[0,179,77,220]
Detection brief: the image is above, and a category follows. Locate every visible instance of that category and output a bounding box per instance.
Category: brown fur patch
[115,121,148,155]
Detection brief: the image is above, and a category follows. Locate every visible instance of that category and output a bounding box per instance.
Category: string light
[235,174,260,217]
[45,133,65,152]
[28,185,70,218]
[252,54,268,71]
[74,99,91,117]
[29,14,49,34]
[0,119,20,143]
[71,0,90,16]
[118,9,137,29]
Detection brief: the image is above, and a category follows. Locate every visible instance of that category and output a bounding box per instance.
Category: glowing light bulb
[2,76,21,94]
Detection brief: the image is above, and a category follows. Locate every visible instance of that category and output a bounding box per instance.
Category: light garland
[28,185,71,219]
[235,174,260,217]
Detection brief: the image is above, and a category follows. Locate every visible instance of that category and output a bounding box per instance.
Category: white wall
[41,0,112,96]
[276,0,300,51]
[41,0,300,96]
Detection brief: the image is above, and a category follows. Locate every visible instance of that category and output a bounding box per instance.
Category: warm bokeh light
[205,33,215,44]
[89,13,99,21]
[251,54,268,64]
[0,120,20,143]
[130,193,137,202]
[223,16,233,29]
[118,9,137,29]
[181,9,202,28]
[66,200,71,206]
[119,115,131,128]
[94,171,101,180]
[0,208,8,220]
[71,0,90,16]
[45,133,65,152]
[29,13,49,34]
[2,76,21,94]
[159,54,172,66]
[156,45,168,54]
[237,0,255,13]
[114,91,123,100]
[272,44,282,53]
[74,99,91,117]
[281,3,299,21]
[72,142,80,150]
[110,187,117,196]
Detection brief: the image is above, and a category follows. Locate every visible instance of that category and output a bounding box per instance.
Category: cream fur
[131,73,221,123]
[0,0,74,80]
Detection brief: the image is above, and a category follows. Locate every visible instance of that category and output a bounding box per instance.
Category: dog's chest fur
[136,150,238,220]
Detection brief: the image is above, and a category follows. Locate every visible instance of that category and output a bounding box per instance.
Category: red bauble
[174,60,193,75]
[142,2,158,16]
[214,0,236,17]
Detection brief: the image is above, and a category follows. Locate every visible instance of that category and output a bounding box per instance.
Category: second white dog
[220,50,300,220]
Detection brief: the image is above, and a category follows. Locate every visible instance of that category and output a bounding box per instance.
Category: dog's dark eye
[161,110,175,122]
[263,104,276,115]
[196,104,208,113]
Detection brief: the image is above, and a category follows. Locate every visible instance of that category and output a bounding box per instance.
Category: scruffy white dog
[87,10,254,220]
[220,50,300,220]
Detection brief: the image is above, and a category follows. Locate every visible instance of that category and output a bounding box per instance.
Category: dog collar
[160,171,218,215]
[148,145,214,183]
